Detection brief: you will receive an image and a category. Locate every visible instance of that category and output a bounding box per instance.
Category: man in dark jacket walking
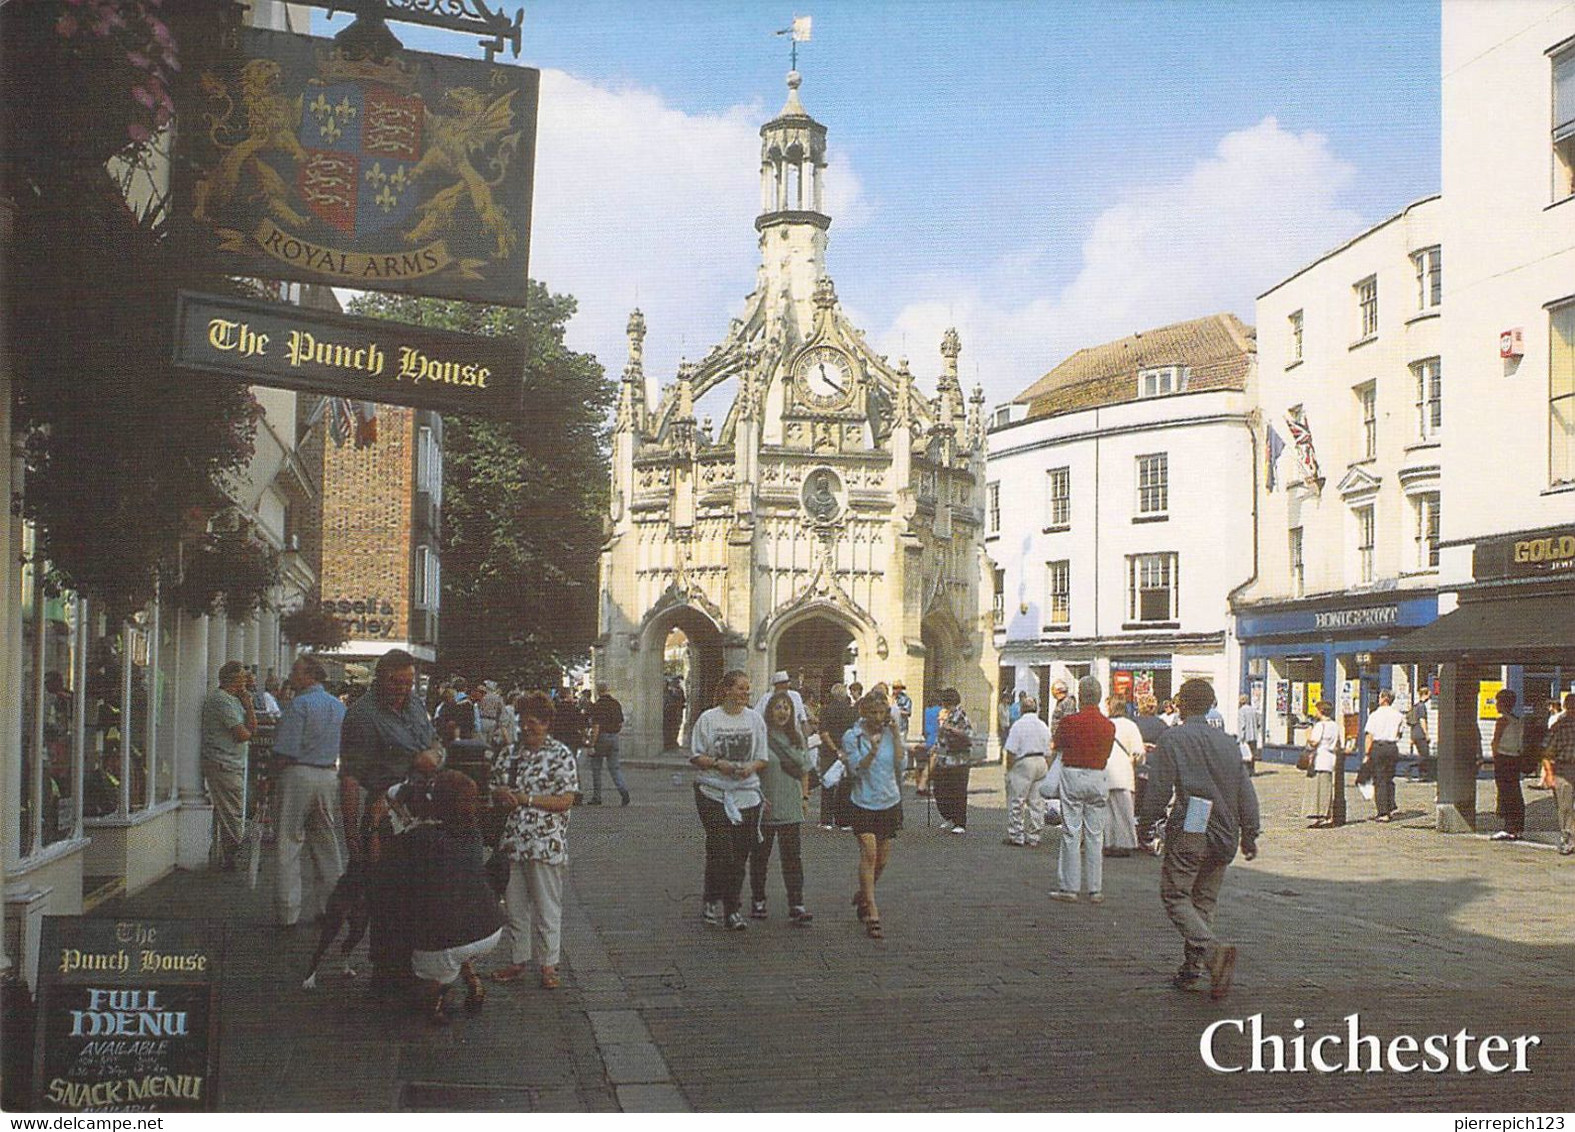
[1138,678,1261,1000]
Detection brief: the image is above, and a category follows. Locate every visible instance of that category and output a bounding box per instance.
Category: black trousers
[694,786,760,913]
[1371,740,1400,816]
[1495,757,1525,834]
[749,822,805,906]
[818,751,851,827]
[932,764,972,828]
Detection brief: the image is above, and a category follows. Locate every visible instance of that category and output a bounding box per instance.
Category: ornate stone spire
[895,357,914,429]
[616,308,647,432]
[968,383,986,449]
[938,327,965,425]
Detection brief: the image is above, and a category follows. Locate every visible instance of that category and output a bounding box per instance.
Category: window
[992,567,1005,627]
[1138,366,1187,398]
[1355,505,1376,584]
[1553,302,1575,484]
[1289,527,1305,597]
[1127,553,1178,623]
[414,545,441,609]
[987,481,1001,534]
[1413,358,1442,442]
[1046,560,1070,626]
[1355,276,1378,339]
[1555,46,1575,199]
[1412,247,1442,311]
[1135,453,1169,516]
[1046,466,1070,529]
[417,424,443,507]
[1289,310,1304,362]
[1413,493,1441,571]
[1356,382,1377,460]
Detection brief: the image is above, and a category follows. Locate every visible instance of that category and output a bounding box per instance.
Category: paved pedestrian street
[109,763,1573,1112]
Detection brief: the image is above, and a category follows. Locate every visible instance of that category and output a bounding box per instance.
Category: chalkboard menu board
[32,917,224,1112]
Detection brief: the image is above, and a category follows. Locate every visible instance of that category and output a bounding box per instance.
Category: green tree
[349,286,613,686]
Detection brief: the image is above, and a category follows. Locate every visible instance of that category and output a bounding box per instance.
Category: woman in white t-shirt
[1303,699,1341,828]
[1104,696,1144,856]
[688,670,768,932]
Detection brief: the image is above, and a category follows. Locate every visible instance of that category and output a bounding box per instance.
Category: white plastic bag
[820,759,846,790]
[1037,754,1064,799]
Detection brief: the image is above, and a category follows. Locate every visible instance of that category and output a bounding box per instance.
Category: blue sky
[319,1,1440,407]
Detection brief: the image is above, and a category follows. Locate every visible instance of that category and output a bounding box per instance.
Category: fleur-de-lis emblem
[365,162,406,213]
[365,162,388,188]
[375,185,398,213]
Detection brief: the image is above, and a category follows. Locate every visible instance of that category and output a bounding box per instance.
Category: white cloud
[530,70,867,391]
[873,117,1366,409]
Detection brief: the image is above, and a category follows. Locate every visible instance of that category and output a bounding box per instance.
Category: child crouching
[399,769,505,1024]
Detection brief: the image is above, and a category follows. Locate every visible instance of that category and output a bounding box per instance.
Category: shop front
[1235,592,1440,765]
[1379,524,1575,832]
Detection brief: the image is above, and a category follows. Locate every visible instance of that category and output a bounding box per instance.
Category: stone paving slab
[567,764,1574,1112]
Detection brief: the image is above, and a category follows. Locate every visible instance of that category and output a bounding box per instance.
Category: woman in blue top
[841,689,905,939]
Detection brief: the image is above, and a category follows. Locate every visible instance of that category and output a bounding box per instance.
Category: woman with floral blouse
[490,691,580,989]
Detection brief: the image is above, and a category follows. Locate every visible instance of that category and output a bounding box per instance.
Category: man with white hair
[1049,676,1115,902]
[1002,695,1052,847]
[755,670,809,733]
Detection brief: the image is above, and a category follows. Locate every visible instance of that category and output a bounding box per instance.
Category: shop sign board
[1473,527,1575,580]
[32,917,224,1112]
[1236,595,1437,641]
[173,291,522,415]
[178,28,538,307]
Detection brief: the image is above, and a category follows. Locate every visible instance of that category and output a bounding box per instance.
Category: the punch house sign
[33,917,224,1112]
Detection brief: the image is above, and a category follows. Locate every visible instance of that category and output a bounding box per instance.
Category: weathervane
[775,15,812,71]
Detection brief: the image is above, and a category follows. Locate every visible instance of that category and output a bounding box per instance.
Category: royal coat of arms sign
[180,28,538,307]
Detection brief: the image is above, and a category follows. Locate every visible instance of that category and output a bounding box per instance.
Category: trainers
[725,911,749,932]
[702,901,722,927]
[1048,891,1079,903]
[938,819,954,832]
[1170,969,1205,992]
[1491,830,1519,841]
[750,899,768,920]
[789,905,814,924]
[1207,944,1238,1000]
[950,825,966,835]
[819,823,836,831]
[1089,892,1105,904]
[839,825,853,832]
[620,792,631,807]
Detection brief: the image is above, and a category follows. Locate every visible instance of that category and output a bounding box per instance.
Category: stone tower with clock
[596,71,997,755]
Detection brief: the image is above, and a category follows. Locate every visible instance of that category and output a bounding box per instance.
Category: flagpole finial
[775,14,812,71]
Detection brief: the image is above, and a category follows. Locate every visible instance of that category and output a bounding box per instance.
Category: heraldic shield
[180,28,539,307]
[297,81,424,237]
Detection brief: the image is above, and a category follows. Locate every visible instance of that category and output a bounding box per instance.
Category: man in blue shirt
[271,654,346,927]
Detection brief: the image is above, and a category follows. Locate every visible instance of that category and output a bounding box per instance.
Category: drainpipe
[1226,412,1261,700]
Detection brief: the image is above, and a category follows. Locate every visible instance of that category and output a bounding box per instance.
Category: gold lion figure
[405,87,520,259]
[192,60,311,229]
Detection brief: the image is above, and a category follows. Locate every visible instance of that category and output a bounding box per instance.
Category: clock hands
[816,362,844,394]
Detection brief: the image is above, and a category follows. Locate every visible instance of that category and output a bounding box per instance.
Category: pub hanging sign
[178,28,538,307]
[174,291,523,415]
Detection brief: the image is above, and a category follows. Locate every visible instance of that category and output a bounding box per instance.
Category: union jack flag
[1284,406,1321,487]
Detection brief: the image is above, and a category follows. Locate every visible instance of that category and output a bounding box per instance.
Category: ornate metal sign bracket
[309,0,524,61]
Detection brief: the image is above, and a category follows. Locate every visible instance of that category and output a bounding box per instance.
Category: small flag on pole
[1264,422,1286,492]
[791,15,812,41]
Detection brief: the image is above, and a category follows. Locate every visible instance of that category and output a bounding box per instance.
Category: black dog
[302,860,371,990]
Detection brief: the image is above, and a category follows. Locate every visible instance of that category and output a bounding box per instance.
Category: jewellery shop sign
[174,291,523,415]
[177,27,539,307]
[32,917,225,1112]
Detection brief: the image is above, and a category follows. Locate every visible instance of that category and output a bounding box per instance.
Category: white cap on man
[771,670,791,686]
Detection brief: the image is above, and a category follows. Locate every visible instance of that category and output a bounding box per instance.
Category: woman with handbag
[748,692,814,924]
[930,688,975,835]
[843,689,905,939]
[1302,699,1341,828]
[1104,695,1143,857]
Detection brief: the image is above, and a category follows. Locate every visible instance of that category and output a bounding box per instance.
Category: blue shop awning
[1376,594,1575,665]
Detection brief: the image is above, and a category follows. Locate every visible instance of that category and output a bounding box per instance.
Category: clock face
[795,345,854,409]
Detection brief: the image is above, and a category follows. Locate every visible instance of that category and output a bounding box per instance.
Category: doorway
[774,616,855,701]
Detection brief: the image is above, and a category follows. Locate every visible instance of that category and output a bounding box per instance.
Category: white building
[1381,1,1575,832]
[1235,196,1445,759]
[987,313,1257,724]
